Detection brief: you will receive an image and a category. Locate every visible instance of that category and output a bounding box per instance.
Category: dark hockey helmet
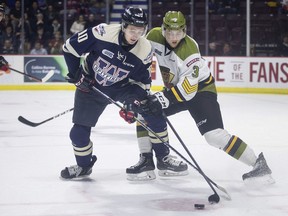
[121,7,148,28]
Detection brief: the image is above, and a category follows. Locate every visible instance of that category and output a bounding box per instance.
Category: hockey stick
[9,67,54,82]
[165,116,231,201]
[90,85,224,204]
[18,108,74,127]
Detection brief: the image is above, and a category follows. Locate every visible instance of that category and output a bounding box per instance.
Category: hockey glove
[119,109,135,124]
[143,91,170,115]
[119,98,143,124]
[66,70,95,93]
[0,56,10,73]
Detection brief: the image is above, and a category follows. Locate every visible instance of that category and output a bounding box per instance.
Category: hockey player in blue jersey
[60,7,188,180]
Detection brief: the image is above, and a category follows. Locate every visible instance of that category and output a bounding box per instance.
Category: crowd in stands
[0,0,287,56]
[205,0,288,56]
[0,0,108,55]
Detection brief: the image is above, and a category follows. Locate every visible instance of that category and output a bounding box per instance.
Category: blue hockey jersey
[62,24,153,90]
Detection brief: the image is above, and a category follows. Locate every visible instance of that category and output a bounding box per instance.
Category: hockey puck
[194,204,205,209]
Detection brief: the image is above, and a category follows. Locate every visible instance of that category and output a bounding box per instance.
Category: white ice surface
[0,91,288,216]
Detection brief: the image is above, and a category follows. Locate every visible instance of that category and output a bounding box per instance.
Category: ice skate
[126,153,156,181]
[242,152,275,184]
[157,155,188,177]
[60,155,97,180]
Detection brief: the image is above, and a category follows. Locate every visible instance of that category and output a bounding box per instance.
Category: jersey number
[78,29,88,43]
[192,65,199,78]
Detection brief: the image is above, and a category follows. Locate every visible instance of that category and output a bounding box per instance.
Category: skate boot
[60,155,97,180]
[126,153,156,181]
[157,155,188,176]
[242,152,275,184]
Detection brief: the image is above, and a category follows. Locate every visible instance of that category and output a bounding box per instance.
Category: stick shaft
[18,108,74,127]
[165,117,231,200]
[9,67,42,82]
[9,67,54,82]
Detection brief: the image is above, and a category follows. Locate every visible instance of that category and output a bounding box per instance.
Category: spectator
[209,0,219,14]
[26,1,41,33]
[209,42,221,56]
[30,41,48,55]
[2,25,17,50]
[70,14,85,35]
[84,13,99,29]
[31,26,49,48]
[2,9,11,28]
[1,39,16,54]
[78,0,89,16]
[89,0,106,15]
[9,0,21,32]
[279,0,288,14]
[35,13,47,31]
[48,31,64,54]
[277,33,288,56]
[15,12,32,54]
[1,2,10,15]
[60,0,78,20]
[47,18,63,38]
[45,4,58,25]
[217,0,240,14]
[37,0,47,11]
[221,42,235,56]
[266,1,279,15]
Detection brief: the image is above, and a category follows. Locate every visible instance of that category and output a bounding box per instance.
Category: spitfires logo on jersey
[93,57,130,86]
[94,24,106,36]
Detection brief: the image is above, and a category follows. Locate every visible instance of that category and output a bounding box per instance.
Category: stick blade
[18,116,40,127]
[41,70,54,82]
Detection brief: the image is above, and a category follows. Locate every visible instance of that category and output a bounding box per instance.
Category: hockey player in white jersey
[60,7,187,180]
[123,11,274,184]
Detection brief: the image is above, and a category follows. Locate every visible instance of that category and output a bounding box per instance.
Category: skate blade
[59,172,93,181]
[158,169,189,177]
[244,174,275,186]
[127,170,156,181]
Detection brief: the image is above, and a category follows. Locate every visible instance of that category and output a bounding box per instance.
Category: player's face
[124,25,146,45]
[164,29,185,48]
